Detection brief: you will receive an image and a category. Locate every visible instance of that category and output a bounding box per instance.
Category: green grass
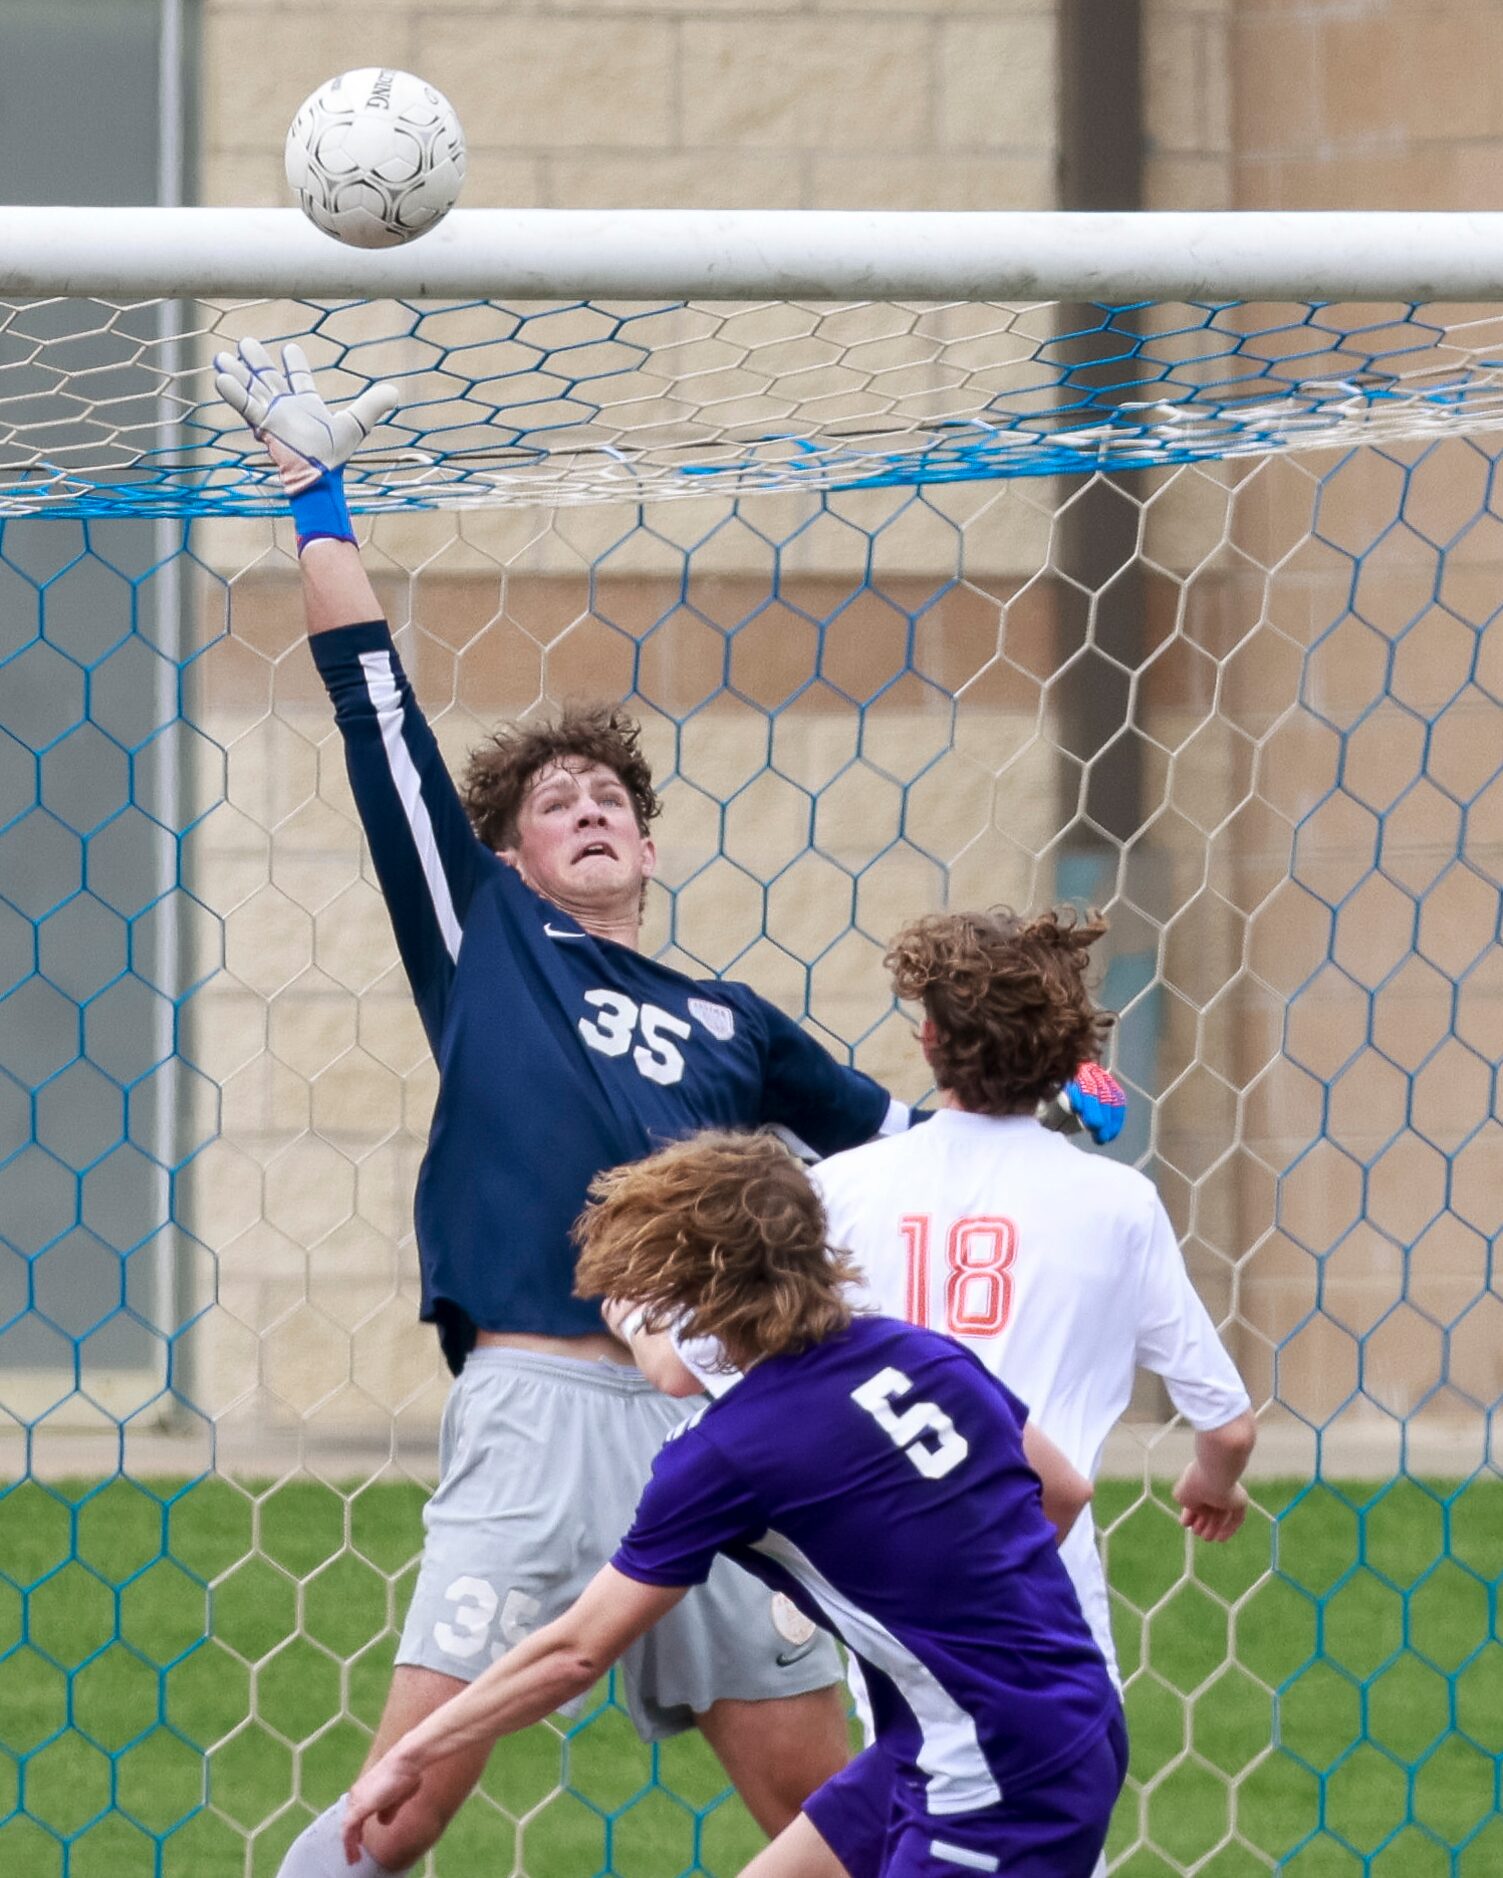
[1,1475,1499,1877]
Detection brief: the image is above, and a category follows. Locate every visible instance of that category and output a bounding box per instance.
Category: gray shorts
[397,1347,840,1739]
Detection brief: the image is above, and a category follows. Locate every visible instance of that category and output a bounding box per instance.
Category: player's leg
[282,1351,608,1876]
[697,1683,851,1835]
[277,1664,493,1876]
[802,1746,891,1877]
[739,1811,852,1878]
[361,1664,500,1866]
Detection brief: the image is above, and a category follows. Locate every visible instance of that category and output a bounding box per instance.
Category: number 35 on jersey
[578,989,693,1086]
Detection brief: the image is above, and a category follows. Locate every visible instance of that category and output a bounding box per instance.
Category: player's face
[503,758,656,917]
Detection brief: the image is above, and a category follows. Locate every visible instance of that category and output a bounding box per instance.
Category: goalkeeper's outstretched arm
[289,535,381,636]
[214,336,397,635]
[215,340,486,1033]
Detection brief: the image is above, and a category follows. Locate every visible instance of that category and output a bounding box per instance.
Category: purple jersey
[613,1314,1117,1812]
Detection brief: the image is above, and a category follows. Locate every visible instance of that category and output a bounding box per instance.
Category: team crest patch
[689,998,735,1041]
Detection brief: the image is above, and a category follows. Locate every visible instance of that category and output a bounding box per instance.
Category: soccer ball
[285,69,466,250]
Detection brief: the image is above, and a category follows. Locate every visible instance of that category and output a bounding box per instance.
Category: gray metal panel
[0,0,193,1388]
[0,0,163,205]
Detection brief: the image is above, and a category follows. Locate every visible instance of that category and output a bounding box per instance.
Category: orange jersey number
[900,1214,1018,1337]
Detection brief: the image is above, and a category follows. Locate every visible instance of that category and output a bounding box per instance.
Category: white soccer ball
[285,68,466,250]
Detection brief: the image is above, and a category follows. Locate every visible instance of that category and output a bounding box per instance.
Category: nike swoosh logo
[776,1641,817,1667]
[544,923,586,940]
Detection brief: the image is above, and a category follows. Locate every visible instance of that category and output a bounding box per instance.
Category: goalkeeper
[213,341,1128,1878]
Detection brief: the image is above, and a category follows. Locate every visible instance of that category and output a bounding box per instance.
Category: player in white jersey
[807,907,1256,1878]
[822,907,1255,1630]
[637,909,1255,1878]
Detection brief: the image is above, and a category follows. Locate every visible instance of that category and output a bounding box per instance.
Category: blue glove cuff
[290,468,354,552]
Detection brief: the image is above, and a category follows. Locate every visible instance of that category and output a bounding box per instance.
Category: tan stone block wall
[184,453,1503,1447]
[1152,0,1503,1437]
[200,0,1060,213]
[1232,0,1503,209]
[178,512,1068,1434]
[1144,0,1234,209]
[186,513,1498,1446]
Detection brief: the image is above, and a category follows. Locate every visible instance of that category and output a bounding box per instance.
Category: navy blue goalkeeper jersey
[311,622,906,1365]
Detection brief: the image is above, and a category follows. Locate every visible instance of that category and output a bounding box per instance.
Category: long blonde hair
[573,1131,859,1370]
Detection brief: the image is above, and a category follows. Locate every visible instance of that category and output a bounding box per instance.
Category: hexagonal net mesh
[0,290,1500,1878]
[7,293,1503,513]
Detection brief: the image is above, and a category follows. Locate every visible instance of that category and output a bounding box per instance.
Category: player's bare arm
[1021,1418,1093,1542]
[342,1568,683,1862]
[1173,1408,1257,1542]
[603,1299,703,1397]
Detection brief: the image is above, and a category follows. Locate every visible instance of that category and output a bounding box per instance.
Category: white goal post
[7,208,1503,515]
[2,202,1501,1878]
[0,203,1495,1473]
[3,205,1503,299]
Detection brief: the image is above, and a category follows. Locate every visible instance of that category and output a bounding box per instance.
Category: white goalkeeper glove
[214,338,398,547]
[214,337,398,477]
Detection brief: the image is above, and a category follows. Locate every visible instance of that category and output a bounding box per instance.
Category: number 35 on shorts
[433,1578,540,1662]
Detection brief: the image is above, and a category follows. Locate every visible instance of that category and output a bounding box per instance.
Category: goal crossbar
[5,206,1503,300]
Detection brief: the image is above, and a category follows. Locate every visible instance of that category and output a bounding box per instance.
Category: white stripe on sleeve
[752,1528,1001,1815]
[358,649,464,964]
[879,1097,912,1135]
[930,1841,998,1871]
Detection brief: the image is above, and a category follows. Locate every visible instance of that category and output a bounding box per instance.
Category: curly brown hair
[886,907,1115,1115]
[572,1131,859,1371]
[460,703,661,851]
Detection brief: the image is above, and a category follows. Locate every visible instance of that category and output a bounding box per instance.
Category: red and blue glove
[1050,1063,1127,1145]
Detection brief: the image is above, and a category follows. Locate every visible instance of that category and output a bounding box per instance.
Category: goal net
[1,213,1499,1878]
